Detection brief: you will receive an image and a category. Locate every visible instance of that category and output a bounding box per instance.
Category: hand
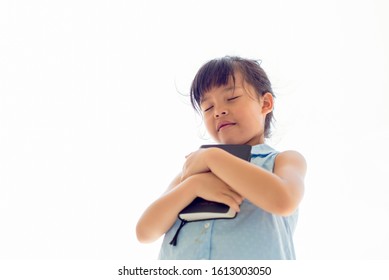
[189,172,244,213]
[181,148,214,181]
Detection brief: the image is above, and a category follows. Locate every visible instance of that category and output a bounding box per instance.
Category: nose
[214,109,228,118]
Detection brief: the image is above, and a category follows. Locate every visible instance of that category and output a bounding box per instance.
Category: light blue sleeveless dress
[158,144,298,260]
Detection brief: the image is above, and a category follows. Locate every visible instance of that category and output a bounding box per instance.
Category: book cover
[178,144,251,222]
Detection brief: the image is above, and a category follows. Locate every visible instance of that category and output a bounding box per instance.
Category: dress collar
[250,143,276,157]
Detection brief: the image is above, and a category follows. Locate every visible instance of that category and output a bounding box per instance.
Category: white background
[1,0,389,260]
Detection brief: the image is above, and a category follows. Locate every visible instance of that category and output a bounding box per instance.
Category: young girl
[136,56,307,260]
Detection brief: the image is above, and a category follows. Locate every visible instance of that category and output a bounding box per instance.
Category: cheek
[240,110,263,129]
[203,116,216,133]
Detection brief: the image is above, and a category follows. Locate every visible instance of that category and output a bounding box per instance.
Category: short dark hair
[190,56,275,138]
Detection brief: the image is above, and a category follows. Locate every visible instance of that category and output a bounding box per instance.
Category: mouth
[217,122,236,132]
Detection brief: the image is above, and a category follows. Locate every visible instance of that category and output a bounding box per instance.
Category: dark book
[178,144,252,222]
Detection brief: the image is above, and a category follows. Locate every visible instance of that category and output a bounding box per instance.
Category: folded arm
[136,171,243,243]
[182,148,307,216]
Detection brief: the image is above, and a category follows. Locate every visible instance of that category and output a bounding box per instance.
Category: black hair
[190,56,275,138]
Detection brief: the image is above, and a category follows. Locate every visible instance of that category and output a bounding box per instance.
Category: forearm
[136,177,197,243]
[206,148,300,216]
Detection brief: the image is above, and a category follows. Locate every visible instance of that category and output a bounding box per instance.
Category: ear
[261,92,274,115]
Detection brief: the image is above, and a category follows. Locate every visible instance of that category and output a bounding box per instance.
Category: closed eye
[203,105,213,112]
[228,96,241,101]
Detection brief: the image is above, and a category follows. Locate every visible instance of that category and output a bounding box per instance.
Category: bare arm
[182,148,307,216]
[136,173,194,243]
[136,172,243,243]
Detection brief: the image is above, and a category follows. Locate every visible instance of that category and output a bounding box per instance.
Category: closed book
[178,144,251,222]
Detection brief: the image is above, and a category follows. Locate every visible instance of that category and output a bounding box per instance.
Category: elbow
[253,197,298,217]
[273,203,298,217]
[136,222,156,244]
[135,223,147,243]
[272,180,305,216]
[272,192,303,217]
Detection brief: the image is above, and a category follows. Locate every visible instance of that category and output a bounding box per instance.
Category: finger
[224,189,244,205]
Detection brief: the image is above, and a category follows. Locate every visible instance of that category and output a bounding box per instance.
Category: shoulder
[277,150,306,162]
[274,150,307,176]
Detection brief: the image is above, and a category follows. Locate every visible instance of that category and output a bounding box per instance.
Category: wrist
[205,147,223,173]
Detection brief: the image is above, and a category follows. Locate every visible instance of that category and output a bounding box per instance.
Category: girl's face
[200,72,273,146]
